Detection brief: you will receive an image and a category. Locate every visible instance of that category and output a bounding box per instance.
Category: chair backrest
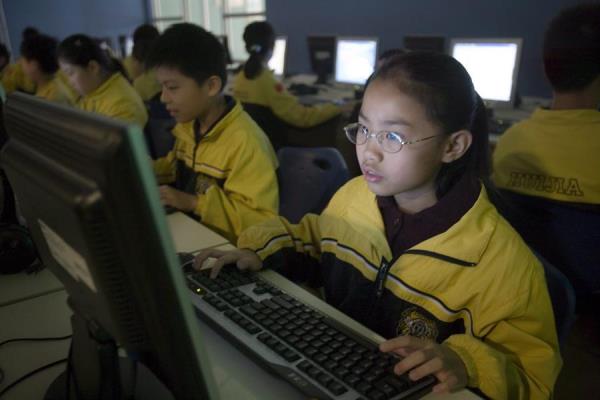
[534,251,577,347]
[242,102,287,150]
[498,189,600,304]
[277,147,350,223]
[144,94,175,159]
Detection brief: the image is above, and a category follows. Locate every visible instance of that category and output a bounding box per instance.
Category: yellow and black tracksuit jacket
[493,108,600,205]
[232,68,341,128]
[133,70,161,101]
[1,62,35,94]
[153,98,279,243]
[35,76,76,105]
[238,177,561,399]
[77,72,148,128]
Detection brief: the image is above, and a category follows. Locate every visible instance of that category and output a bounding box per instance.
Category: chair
[534,251,577,347]
[277,147,350,223]
[242,102,342,151]
[144,93,175,159]
[498,189,600,307]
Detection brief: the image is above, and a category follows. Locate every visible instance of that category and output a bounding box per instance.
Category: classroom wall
[266,0,584,98]
[2,0,147,58]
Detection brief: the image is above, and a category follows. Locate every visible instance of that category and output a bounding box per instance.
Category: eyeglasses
[344,122,440,153]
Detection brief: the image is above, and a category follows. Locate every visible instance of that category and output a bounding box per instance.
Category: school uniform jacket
[133,70,161,101]
[493,108,600,205]
[233,68,341,128]
[77,72,148,128]
[153,99,279,243]
[238,177,562,400]
[1,62,35,94]
[36,76,76,105]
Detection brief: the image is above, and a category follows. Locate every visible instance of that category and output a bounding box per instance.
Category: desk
[0,218,481,400]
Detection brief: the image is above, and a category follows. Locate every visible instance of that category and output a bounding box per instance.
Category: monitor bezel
[449,37,523,108]
[334,36,379,86]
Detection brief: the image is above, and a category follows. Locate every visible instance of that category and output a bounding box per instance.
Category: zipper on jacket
[374,257,392,299]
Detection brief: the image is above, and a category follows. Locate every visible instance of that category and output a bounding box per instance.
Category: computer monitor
[334,37,378,86]
[217,34,233,65]
[118,34,134,58]
[268,36,287,77]
[450,38,523,106]
[307,35,336,84]
[1,93,218,399]
[403,35,446,53]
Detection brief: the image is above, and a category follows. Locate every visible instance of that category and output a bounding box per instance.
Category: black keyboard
[183,262,435,400]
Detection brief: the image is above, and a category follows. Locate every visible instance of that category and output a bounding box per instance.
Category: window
[150,0,266,62]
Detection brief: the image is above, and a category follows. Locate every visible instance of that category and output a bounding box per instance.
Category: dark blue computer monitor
[1,93,218,399]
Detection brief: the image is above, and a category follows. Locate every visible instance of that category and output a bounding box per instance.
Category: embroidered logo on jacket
[396,307,439,340]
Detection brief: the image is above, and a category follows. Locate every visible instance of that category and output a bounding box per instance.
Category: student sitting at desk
[197,52,561,399]
[147,23,279,243]
[233,21,344,128]
[493,3,600,208]
[1,27,38,94]
[130,25,162,102]
[19,34,75,105]
[57,34,148,128]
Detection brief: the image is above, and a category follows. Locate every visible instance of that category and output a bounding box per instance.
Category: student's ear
[441,130,472,163]
[205,75,223,96]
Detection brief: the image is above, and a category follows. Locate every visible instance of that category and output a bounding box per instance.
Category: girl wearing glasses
[195,52,560,399]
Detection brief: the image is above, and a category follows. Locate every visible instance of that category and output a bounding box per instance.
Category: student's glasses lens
[383,132,404,153]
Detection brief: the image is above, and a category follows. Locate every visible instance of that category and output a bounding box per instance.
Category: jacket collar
[346,179,497,266]
[84,72,121,100]
[173,96,241,142]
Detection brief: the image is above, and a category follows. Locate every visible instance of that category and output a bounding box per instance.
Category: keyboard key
[355,381,372,394]
[282,349,300,362]
[307,367,321,379]
[316,372,334,387]
[272,296,294,310]
[327,381,348,396]
[366,389,386,400]
[374,381,397,398]
[297,360,311,372]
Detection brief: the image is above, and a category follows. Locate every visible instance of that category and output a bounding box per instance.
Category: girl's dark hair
[369,51,493,199]
[20,34,59,74]
[57,34,123,76]
[242,21,275,80]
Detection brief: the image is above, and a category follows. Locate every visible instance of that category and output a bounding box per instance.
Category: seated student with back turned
[147,23,279,243]
[492,4,600,307]
[2,27,38,94]
[57,34,148,128]
[196,52,561,398]
[233,21,348,128]
[493,4,600,209]
[19,34,75,105]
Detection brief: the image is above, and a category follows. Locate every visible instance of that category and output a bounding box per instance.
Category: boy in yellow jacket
[147,23,279,243]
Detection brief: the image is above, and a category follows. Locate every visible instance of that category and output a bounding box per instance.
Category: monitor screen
[403,36,445,53]
[217,34,233,65]
[335,37,378,85]
[450,38,522,104]
[268,36,287,76]
[1,93,218,399]
[306,35,336,84]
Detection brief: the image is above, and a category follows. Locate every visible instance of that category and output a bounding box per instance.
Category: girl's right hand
[193,248,263,278]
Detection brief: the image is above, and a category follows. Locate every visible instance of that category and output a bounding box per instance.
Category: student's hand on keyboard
[193,248,262,279]
[159,185,198,213]
[379,335,467,394]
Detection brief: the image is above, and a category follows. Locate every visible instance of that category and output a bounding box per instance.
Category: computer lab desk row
[0,212,480,400]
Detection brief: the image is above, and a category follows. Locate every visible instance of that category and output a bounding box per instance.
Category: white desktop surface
[0,268,63,307]
[166,212,229,253]
[0,220,481,400]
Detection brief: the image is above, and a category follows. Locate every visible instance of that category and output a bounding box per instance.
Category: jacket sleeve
[264,74,341,128]
[152,148,177,184]
[444,258,562,400]
[194,135,279,243]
